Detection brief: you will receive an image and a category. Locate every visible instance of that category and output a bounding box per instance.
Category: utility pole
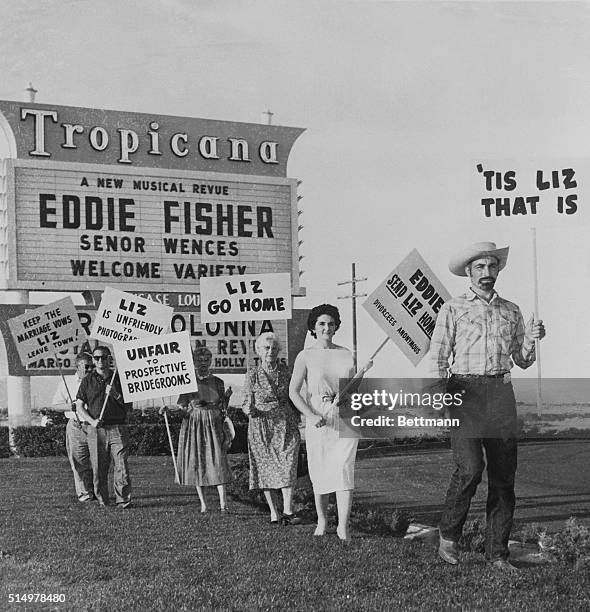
[25,82,38,103]
[337,263,367,370]
[261,110,274,125]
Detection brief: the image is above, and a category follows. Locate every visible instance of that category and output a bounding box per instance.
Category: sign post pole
[531,228,543,417]
[336,336,390,401]
[97,369,118,423]
[54,351,80,423]
[246,322,253,375]
[162,399,180,484]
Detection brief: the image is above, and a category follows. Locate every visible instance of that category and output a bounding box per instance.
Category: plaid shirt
[429,289,536,378]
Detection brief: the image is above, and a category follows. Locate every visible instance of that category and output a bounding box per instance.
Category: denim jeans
[87,424,131,505]
[439,376,518,560]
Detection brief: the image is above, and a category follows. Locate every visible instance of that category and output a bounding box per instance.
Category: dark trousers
[439,376,518,560]
[87,424,131,505]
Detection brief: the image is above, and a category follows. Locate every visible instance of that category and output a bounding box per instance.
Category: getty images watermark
[338,378,465,438]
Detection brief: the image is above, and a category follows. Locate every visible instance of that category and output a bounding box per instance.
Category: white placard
[113,331,198,402]
[469,159,590,227]
[200,273,292,322]
[7,297,87,366]
[363,249,451,366]
[90,286,173,343]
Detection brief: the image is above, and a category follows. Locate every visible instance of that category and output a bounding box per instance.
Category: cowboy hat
[449,242,509,277]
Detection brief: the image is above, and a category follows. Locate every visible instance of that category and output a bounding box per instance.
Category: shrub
[514,522,541,547]
[459,518,486,553]
[227,454,265,506]
[128,407,183,425]
[230,423,248,454]
[10,425,67,457]
[3,420,248,457]
[389,510,412,536]
[227,406,248,426]
[128,423,181,455]
[539,517,590,569]
[0,427,10,458]
[38,409,68,426]
[349,505,410,536]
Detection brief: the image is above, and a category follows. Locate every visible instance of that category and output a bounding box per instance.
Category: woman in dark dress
[176,346,233,512]
[242,332,301,524]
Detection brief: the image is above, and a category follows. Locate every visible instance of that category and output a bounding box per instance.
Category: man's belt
[452,372,510,381]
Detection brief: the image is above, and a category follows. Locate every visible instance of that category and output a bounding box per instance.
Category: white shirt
[52,375,85,420]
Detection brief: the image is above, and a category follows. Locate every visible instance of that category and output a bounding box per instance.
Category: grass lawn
[1,457,588,611]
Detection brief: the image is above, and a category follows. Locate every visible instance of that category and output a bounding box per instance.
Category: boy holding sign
[76,345,132,509]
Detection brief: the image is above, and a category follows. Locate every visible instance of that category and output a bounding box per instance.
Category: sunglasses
[92,355,109,361]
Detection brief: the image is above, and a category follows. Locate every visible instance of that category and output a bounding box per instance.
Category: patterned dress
[242,363,301,490]
[176,375,233,487]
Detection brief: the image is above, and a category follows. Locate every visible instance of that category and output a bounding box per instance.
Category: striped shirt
[429,289,536,378]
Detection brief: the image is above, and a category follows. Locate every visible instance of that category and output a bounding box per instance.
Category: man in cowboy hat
[430,241,545,573]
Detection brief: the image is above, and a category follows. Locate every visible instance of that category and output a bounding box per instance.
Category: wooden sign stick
[161,398,180,484]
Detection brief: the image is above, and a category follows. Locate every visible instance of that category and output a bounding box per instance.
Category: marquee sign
[0,159,301,292]
[0,100,305,294]
[0,100,303,176]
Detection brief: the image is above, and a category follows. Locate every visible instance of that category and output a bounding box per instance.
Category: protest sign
[0,304,291,375]
[469,159,590,414]
[90,286,173,343]
[113,331,197,403]
[6,297,87,366]
[363,250,451,366]
[200,273,292,323]
[470,159,589,227]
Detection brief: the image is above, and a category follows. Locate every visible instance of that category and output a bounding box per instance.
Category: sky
[1,0,589,405]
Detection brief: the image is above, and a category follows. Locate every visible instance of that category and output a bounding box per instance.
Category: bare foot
[336,525,350,542]
[200,505,207,514]
[313,522,327,536]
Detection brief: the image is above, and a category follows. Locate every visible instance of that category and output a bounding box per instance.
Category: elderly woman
[175,346,233,513]
[242,332,301,525]
[289,304,371,541]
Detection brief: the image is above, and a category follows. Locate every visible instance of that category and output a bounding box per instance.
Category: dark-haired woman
[175,346,233,513]
[289,304,371,541]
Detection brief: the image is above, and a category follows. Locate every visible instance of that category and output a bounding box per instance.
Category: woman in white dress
[289,304,371,541]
